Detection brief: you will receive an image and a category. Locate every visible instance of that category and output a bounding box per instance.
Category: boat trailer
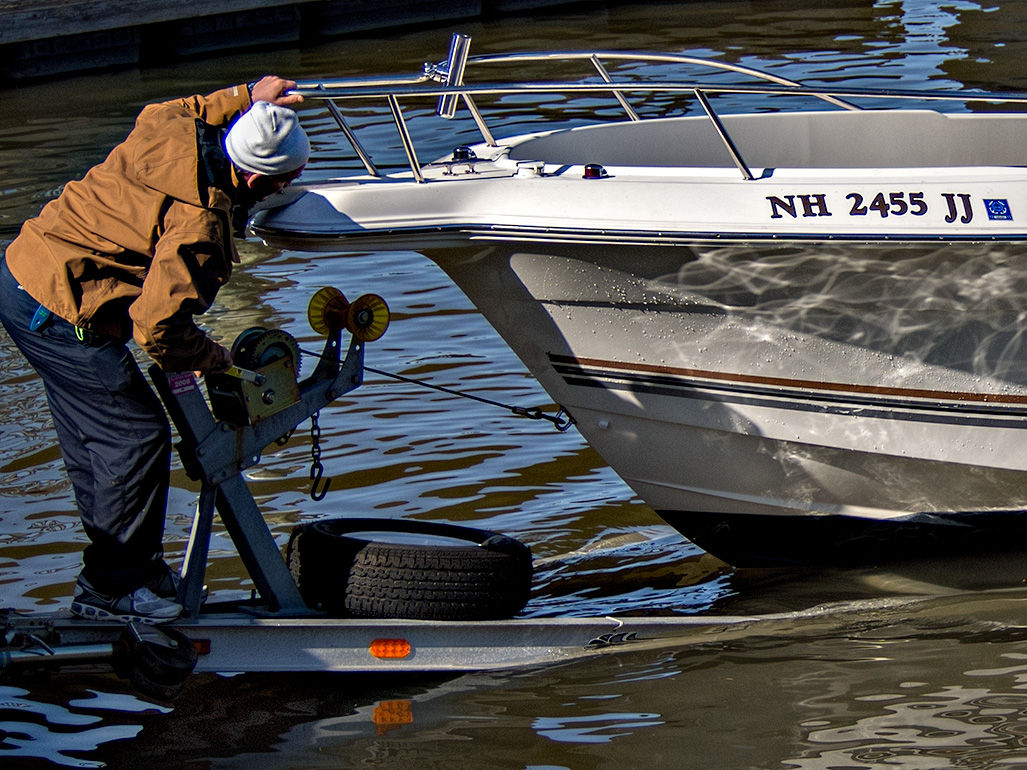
[0,286,1002,701]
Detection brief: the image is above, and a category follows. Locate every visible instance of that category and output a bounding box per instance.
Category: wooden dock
[0,0,587,80]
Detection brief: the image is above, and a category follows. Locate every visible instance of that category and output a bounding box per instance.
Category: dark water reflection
[5,0,1027,766]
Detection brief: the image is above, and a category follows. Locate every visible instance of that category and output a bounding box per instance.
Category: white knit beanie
[225,102,310,176]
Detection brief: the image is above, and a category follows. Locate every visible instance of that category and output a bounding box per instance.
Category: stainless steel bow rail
[290,33,1027,184]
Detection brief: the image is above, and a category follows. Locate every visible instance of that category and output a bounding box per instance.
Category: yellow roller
[307,287,349,335]
[347,294,390,342]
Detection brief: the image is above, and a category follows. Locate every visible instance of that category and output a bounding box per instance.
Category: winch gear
[206,327,303,427]
[231,328,301,375]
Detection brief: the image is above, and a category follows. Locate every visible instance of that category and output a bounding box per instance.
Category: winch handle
[222,365,266,386]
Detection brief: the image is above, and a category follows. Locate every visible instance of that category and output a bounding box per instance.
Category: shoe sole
[71,600,181,625]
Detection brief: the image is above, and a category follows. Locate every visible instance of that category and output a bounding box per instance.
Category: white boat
[252,35,1027,567]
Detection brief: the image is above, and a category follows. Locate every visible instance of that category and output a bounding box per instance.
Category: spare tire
[286,518,532,620]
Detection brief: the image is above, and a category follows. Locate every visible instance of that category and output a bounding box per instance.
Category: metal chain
[309,411,331,500]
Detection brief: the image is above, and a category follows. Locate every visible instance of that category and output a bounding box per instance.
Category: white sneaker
[71,578,182,625]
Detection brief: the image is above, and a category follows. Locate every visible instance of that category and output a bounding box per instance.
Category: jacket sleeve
[130,201,234,372]
[137,84,253,130]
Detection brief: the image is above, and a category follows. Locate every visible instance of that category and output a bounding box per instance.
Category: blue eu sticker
[985,199,1013,220]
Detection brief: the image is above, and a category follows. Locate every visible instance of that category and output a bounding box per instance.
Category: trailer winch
[205,287,388,428]
[206,327,303,426]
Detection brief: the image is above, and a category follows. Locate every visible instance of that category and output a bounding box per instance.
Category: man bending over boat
[0,76,309,624]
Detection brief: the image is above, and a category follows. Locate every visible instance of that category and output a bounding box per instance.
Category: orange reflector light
[369,638,412,659]
[192,639,211,655]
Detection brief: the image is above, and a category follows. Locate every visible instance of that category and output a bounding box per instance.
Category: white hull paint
[436,239,1027,515]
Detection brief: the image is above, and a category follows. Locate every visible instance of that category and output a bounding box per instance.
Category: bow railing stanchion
[693,87,754,181]
[462,93,498,147]
[388,94,424,182]
[590,54,640,121]
[320,84,380,177]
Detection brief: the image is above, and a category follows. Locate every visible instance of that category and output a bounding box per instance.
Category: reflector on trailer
[370,638,412,659]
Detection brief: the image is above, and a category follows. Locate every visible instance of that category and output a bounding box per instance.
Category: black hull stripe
[550,356,1027,428]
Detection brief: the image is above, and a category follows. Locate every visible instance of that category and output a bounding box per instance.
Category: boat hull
[409,237,1027,564]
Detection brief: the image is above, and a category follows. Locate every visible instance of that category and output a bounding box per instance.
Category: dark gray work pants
[0,255,171,596]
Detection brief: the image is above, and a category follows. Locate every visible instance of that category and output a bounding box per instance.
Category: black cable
[299,347,573,431]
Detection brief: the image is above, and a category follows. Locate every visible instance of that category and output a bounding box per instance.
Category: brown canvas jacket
[5,84,254,372]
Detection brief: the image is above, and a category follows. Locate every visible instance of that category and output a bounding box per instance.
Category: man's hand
[251,76,303,108]
[194,345,233,379]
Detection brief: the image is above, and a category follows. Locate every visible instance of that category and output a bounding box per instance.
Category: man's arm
[136,75,303,131]
[130,204,234,373]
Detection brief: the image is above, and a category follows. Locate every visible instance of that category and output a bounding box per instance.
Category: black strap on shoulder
[195,119,233,208]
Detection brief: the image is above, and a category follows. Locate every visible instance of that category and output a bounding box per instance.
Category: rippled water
[6,1,1027,767]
